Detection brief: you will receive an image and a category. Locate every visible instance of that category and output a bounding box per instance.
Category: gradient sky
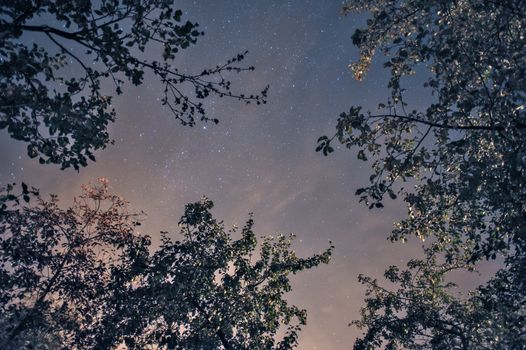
[0,1,496,348]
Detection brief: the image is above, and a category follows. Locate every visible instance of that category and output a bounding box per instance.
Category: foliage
[317,0,526,348]
[0,1,268,170]
[0,178,148,349]
[352,247,525,350]
[0,179,332,349]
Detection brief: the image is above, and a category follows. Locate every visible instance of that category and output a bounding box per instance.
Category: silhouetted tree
[0,179,332,349]
[0,1,268,169]
[352,247,525,349]
[317,1,526,348]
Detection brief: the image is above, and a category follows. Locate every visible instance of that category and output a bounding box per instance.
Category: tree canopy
[317,0,526,348]
[352,246,525,349]
[0,179,332,349]
[0,0,268,170]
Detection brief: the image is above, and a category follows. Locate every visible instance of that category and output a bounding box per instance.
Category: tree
[0,1,268,170]
[0,178,333,349]
[352,246,525,349]
[316,1,526,348]
[0,179,149,349]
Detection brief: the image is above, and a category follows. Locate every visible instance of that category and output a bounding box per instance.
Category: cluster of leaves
[353,246,525,350]
[321,0,526,259]
[316,0,526,348]
[0,0,268,170]
[0,178,149,349]
[0,179,332,349]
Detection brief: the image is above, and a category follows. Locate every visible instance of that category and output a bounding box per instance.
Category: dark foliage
[0,1,268,169]
[0,179,332,349]
[318,1,526,348]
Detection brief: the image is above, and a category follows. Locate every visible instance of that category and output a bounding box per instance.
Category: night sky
[0,1,494,348]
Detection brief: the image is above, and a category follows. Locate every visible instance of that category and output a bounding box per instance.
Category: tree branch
[44,32,97,91]
[190,298,238,350]
[367,113,525,131]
